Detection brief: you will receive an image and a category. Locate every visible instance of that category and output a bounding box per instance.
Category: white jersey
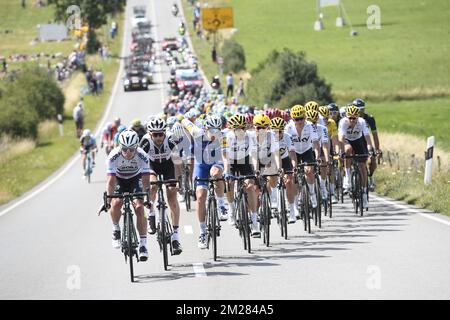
[272,131,295,159]
[318,116,326,127]
[285,121,319,154]
[223,130,252,161]
[338,117,370,141]
[107,147,151,179]
[248,130,277,166]
[315,123,329,147]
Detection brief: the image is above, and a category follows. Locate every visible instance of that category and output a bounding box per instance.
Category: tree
[48,0,126,53]
[221,39,246,73]
[246,49,333,108]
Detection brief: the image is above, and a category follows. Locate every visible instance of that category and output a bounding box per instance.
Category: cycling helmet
[166,116,178,127]
[270,117,286,130]
[156,112,167,120]
[290,105,305,118]
[306,110,319,123]
[83,129,91,136]
[132,118,141,127]
[118,129,139,149]
[114,117,121,126]
[106,122,113,131]
[352,98,365,109]
[253,113,271,128]
[205,115,222,129]
[346,105,360,117]
[147,118,167,132]
[245,113,254,125]
[319,105,330,118]
[117,124,127,133]
[280,111,291,122]
[304,101,319,112]
[228,114,246,129]
[327,102,339,113]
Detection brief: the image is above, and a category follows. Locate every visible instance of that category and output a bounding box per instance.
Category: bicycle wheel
[339,168,344,204]
[327,178,333,219]
[314,177,321,228]
[301,184,311,234]
[241,195,251,253]
[160,207,169,271]
[209,196,218,261]
[86,155,92,184]
[261,190,270,247]
[351,171,359,215]
[184,172,191,212]
[278,187,288,239]
[358,175,364,217]
[126,211,134,282]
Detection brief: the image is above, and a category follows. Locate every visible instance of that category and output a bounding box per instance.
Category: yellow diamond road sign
[202,7,233,31]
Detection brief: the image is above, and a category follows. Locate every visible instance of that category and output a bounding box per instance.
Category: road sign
[202,7,233,31]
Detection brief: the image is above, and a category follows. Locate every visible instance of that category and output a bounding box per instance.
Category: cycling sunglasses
[294,117,305,121]
[121,146,137,152]
[255,126,268,130]
[151,132,165,137]
[348,117,357,120]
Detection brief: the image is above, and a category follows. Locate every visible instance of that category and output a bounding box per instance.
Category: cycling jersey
[361,113,377,132]
[140,134,178,163]
[272,131,294,160]
[319,117,337,138]
[314,123,329,147]
[248,130,277,166]
[338,117,370,141]
[80,134,97,149]
[285,121,319,155]
[107,147,151,179]
[223,130,252,161]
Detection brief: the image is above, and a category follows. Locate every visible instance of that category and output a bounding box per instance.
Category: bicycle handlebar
[150,179,180,186]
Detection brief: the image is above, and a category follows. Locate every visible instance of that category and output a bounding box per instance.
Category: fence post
[424,136,434,185]
[437,155,441,172]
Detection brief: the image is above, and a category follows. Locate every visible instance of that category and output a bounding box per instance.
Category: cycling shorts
[114,175,143,198]
[296,148,315,164]
[345,136,368,162]
[194,163,224,189]
[150,160,175,180]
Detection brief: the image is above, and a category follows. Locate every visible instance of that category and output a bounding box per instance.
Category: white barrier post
[424,136,434,185]
[57,114,64,137]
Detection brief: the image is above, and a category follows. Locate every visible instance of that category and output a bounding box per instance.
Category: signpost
[201,7,234,31]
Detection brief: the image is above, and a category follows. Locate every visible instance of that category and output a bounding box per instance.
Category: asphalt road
[0,0,449,300]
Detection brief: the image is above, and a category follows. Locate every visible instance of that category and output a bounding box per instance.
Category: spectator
[90,71,98,95]
[95,69,104,93]
[237,77,245,98]
[73,98,84,138]
[226,73,234,98]
[110,21,117,39]
[2,59,7,73]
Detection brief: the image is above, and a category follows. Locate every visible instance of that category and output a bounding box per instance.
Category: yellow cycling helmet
[306,109,319,123]
[290,104,305,118]
[270,117,286,130]
[319,105,329,118]
[253,113,271,128]
[346,105,360,117]
[305,101,319,112]
[228,114,246,129]
[132,118,141,127]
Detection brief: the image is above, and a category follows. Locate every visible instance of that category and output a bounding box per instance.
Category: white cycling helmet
[205,115,222,129]
[147,118,167,132]
[118,129,139,149]
[83,129,91,136]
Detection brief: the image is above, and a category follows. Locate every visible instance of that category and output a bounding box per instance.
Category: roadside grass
[0,11,124,205]
[369,98,450,151]
[376,131,450,216]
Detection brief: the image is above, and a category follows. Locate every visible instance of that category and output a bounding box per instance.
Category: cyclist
[131,118,147,141]
[140,118,183,255]
[338,105,374,209]
[223,114,260,237]
[327,103,341,124]
[319,105,339,204]
[106,129,151,261]
[306,109,330,201]
[101,122,115,155]
[353,98,381,191]
[178,115,228,249]
[113,124,127,148]
[251,114,280,210]
[270,117,298,223]
[286,105,321,209]
[80,129,97,177]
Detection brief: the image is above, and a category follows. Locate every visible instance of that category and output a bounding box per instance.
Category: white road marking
[371,194,450,226]
[0,6,129,218]
[184,225,193,234]
[192,263,207,277]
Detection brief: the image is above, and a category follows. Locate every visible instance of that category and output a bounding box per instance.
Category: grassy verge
[375,132,450,216]
[0,12,124,205]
